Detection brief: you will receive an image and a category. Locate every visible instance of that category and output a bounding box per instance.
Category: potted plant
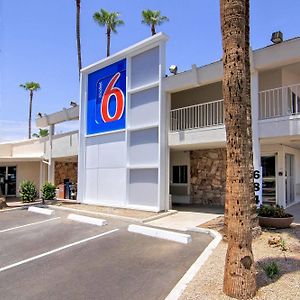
[257,204,294,229]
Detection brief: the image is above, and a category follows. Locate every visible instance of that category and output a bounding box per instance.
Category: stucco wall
[259,68,282,91]
[190,148,226,206]
[171,81,223,109]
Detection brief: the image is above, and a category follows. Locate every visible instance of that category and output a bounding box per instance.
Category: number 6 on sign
[101,72,125,123]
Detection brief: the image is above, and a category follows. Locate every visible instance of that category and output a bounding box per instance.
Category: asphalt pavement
[0,208,212,300]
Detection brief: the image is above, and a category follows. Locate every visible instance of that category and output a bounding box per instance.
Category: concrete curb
[28,206,55,216]
[128,224,192,244]
[141,210,178,223]
[67,213,107,226]
[164,227,222,300]
[47,205,141,222]
[0,207,24,213]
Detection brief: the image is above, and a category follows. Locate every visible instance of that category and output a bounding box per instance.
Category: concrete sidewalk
[286,202,300,224]
[147,210,223,231]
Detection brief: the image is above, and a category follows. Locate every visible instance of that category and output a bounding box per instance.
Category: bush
[257,205,292,218]
[19,180,38,203]
[41,182,56,200]
[263,262,279,279]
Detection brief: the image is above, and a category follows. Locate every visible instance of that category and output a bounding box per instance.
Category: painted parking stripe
[0,228,119,273]
[0,217,61,233]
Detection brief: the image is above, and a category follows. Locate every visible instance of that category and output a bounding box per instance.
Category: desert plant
[263,262,279,279]
[41,182,56,201]
[19,180,38,203]
[257,205,292,218]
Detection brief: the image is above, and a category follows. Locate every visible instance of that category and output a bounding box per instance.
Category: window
[173,165,188,184]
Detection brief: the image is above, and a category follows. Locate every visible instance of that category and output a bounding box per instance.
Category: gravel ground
[181,219,300,300]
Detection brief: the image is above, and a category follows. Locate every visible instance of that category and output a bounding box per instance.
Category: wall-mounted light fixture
[271,31,283,44]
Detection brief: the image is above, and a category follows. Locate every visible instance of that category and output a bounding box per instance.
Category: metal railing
[170,99,224,132]
[259,83,300,119]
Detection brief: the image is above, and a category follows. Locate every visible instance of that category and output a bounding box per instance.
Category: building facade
[1,34,300,211]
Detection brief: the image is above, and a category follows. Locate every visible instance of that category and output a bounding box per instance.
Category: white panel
[98,168,126,205]
[98,132,126,168]
[131,47,159,89]
[85,169,98,201]
[129,128,158,166]
[129,87,159,128]
[129,169,158,207]
[85,144,98,169]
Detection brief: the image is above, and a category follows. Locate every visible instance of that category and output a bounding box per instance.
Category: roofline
[81,32,168,74]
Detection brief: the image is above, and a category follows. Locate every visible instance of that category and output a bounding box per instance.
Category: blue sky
[0,0,299,141]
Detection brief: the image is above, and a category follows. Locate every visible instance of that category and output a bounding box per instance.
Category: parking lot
[0,208,212,300]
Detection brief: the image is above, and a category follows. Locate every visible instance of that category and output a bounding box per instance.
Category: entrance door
[285,154,295,206]
[0,167,6,195]
[261,156,276,205]
[0,166,17,197]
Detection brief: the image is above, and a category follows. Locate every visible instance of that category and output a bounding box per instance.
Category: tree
[76,0,82,80]
[32,128,49,138]
[93,9,124,57]
[141,9,169,36]
[220,0,257,298]
[20,82,41,139]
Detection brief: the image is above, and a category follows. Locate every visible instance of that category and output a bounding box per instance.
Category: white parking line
[0,228,119,273]
[0,217,61,233]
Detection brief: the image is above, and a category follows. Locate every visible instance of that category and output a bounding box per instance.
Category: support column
[251,68,263,205]
[277,146,286,207]
[47,124,55,184]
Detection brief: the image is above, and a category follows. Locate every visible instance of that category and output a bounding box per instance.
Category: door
[0,167,6,195]
[261,156,276,205]
[7,166,17,196]
[0,166,17,197]
[285,154,295,206]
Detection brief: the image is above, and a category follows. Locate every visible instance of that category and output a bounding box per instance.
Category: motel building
[1,33,300,212]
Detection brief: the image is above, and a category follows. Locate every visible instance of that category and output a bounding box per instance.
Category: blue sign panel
[87,59,126,135]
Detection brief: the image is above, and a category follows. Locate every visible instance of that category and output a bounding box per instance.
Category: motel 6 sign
[87,59,126,135]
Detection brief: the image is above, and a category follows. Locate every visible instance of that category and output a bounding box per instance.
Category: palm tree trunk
[151,24,156,36]
[107,28,111,57]
[76,0,82,80]
[221,0,256,298]
[28,91,33,139]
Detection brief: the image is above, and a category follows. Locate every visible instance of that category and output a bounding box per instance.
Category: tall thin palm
[141,9,169,36]
[20,82,41,139]
[93,9,124,57]
[76,0,82,79]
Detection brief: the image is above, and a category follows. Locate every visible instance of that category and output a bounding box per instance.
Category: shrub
[263,262,279,279]
[19,180,38,203]
[257,205,292,218]
[41,182,56,200]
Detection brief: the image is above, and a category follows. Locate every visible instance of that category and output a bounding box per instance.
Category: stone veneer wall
[55,162,78,186]
[190,149,226,206]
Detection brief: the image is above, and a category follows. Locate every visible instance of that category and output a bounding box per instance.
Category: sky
[0,0,299,141]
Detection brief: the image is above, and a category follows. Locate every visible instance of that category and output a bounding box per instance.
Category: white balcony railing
[259,83,300,119]
[170,99,224,132]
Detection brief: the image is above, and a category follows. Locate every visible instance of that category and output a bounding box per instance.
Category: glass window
[172,166,187,184]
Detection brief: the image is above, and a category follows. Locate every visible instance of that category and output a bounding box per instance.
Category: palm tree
[75,0,82,79]
[20,82,41,139]
[141,9,169,36]
[32,128,49,138]
[93,9,124,57]
[220,0,256,298]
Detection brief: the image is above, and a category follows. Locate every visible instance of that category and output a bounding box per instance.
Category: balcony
[259,83,300,120]
[170,99,224,132]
